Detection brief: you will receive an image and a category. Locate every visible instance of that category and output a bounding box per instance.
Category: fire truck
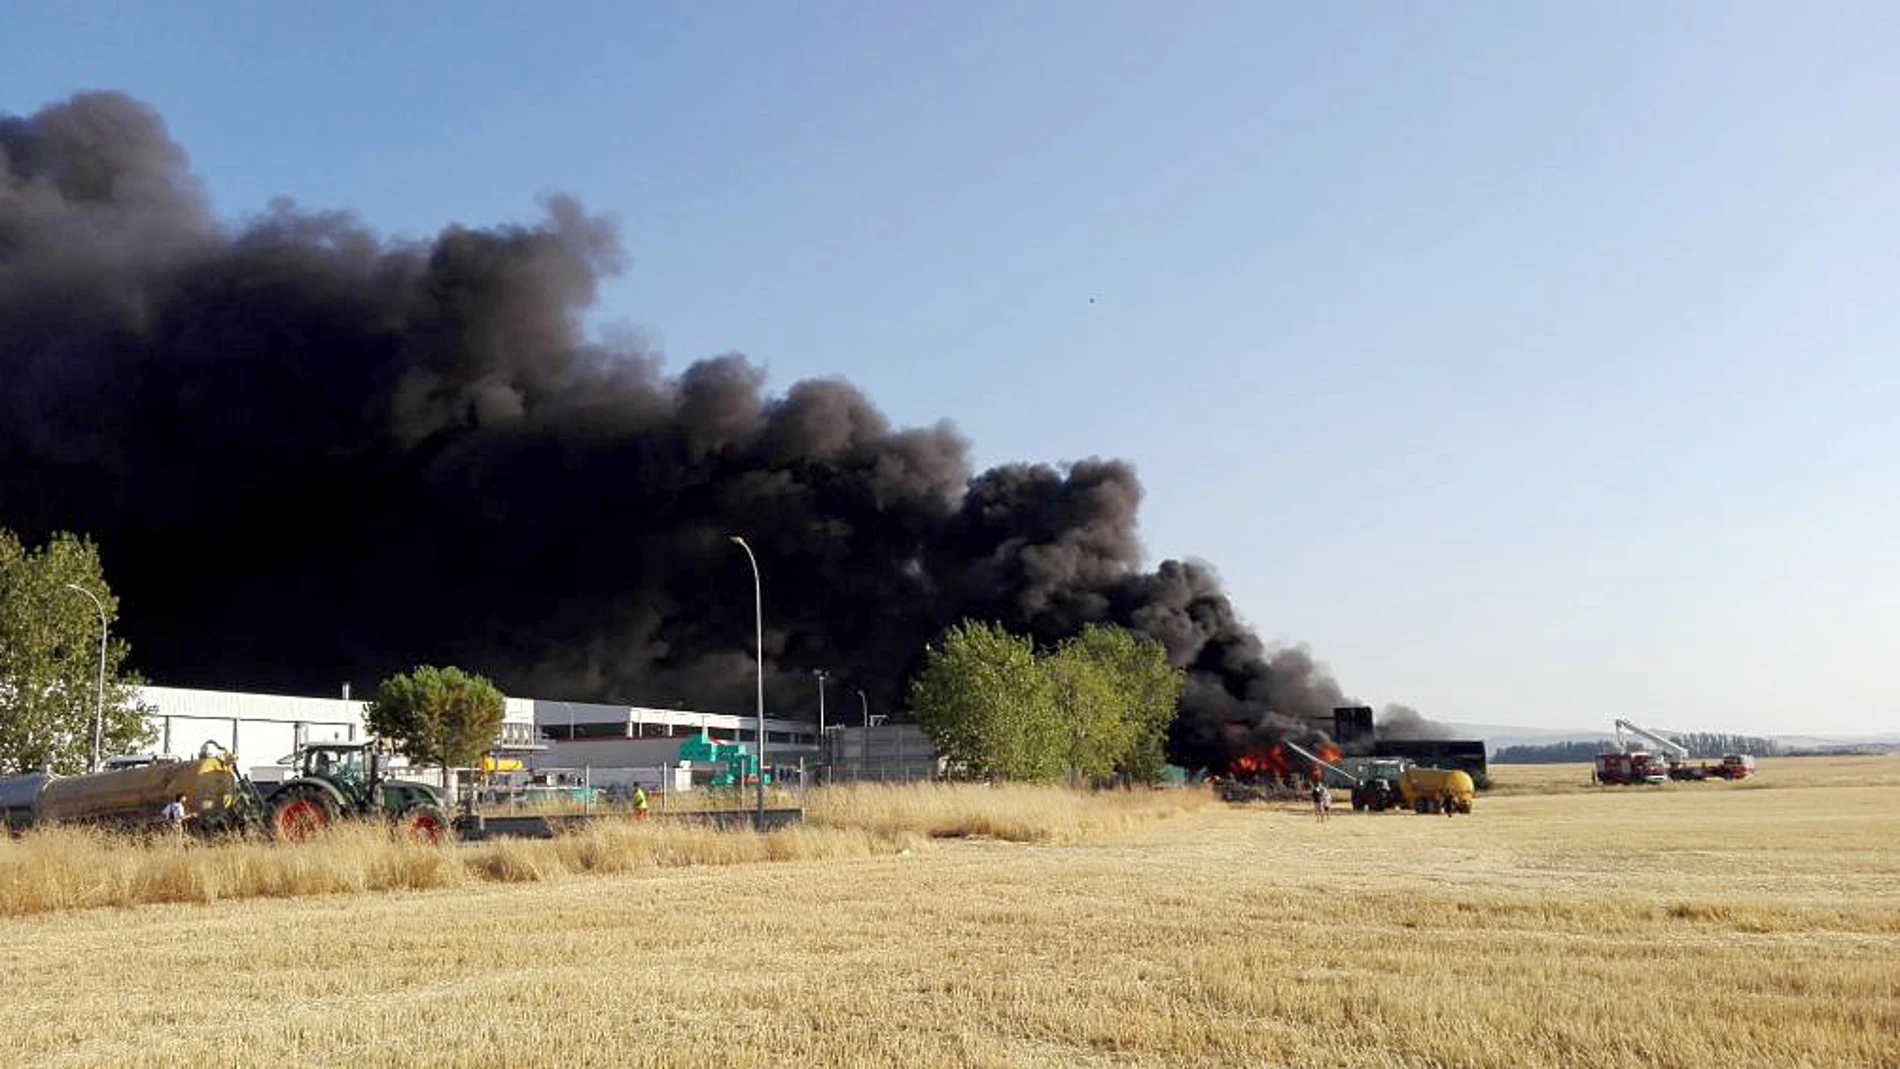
[1595,720,1758,784]
[1593,749,1670,785]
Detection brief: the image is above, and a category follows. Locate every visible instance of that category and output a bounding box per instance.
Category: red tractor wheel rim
[406,814,442,843]
[277,798,327,841]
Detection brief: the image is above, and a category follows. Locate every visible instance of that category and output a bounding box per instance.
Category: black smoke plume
[1376,703,1452,741]
[1,91,1378,770]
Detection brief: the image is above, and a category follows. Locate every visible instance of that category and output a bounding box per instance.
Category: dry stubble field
[2,757,1896,1068]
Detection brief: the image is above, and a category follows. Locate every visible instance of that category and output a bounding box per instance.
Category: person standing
[161,793,187,839]
[633,784,650,821]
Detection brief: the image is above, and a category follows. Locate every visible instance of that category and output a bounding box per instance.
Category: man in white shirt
[161,793,187,836]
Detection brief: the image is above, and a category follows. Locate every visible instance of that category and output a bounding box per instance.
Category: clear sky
[5,2,1896,736]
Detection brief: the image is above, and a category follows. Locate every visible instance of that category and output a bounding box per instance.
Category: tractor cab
[292,743,377,802]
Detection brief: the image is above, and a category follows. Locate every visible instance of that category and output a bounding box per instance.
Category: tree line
[1496,733,1781,764]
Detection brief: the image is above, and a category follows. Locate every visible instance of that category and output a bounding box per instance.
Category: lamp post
[63,583,107,773]
[812,668,827,736]
[856,687,869,730]
[728,536,766,827]
[812,669,828,782]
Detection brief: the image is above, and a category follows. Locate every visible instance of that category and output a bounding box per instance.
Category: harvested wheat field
[0,757,1895,1068]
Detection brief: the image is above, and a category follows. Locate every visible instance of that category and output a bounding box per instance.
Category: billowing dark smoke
[1,91,1368,770]
[1376,703,1451,740]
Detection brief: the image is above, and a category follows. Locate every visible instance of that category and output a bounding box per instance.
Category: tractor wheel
[270,790,335,843]
[398,804,449,844]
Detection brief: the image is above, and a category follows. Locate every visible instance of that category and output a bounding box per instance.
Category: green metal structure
[678,732,769,789]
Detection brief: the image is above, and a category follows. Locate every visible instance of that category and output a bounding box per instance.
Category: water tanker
[0,743,263,835]
[0,775,49,831]
[1398,767,1474,815]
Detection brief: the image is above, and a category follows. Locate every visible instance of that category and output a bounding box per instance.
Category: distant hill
[1437,723,1610,752]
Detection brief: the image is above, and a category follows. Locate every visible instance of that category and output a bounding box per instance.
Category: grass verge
[0,783,1206,917]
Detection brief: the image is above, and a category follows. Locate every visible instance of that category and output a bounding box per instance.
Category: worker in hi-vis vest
[633,785,650,820]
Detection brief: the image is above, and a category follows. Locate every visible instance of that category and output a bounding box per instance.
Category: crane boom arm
[1615,719,1689,759]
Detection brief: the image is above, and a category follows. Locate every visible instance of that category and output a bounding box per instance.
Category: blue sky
[5,2,1896,735]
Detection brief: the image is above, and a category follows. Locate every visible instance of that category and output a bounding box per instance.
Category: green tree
[0,529,151,774]
[1049,625,1184,785]
[1046,637,1133,784]
[909,621,1064,782]
[365,666,506,788]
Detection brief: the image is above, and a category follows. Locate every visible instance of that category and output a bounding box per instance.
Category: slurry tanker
[0,742,263,835]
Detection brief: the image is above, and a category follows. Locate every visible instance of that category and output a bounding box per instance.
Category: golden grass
[478,785,807,817]
[804,781,1213,842]
[0,756,1894,1067]
[1488,753,1900,794]
[0,783,1200,918]
[0,824,471,915]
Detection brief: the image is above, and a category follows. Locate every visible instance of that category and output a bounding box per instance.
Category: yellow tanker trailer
[2,744,264,835]
[1397,766,1475,815]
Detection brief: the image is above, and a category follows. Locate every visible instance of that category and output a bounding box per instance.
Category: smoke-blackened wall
[2,91,1381,770]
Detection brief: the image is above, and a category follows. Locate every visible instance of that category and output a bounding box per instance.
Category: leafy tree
[1071,624,1185,784]
[909,620,1186,785]
[365,666,506,786]
[909,621,1064,782]
[1046,638,1130,783]
[1048,624,1184,785]
[0,529,150,773]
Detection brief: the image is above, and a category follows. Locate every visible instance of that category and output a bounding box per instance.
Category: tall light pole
[812,668,827,736]
[812,668,827,781]
[728,536,766,827]
[63,583,107,774]
[856,687,869,730]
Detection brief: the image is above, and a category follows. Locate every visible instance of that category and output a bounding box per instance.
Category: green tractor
[1348,758,1412,812]
[260,742,451,843]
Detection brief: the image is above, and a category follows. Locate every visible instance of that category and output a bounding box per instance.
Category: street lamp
[63,583,107,773]
[812,668,827,736]
[728,536,766,827]
[856,687,869,730]
[811,669,829,785]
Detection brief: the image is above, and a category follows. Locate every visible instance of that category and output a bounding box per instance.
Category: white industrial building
[131,686,932,792]
[135,685,541,785]
[131,686,827,788]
